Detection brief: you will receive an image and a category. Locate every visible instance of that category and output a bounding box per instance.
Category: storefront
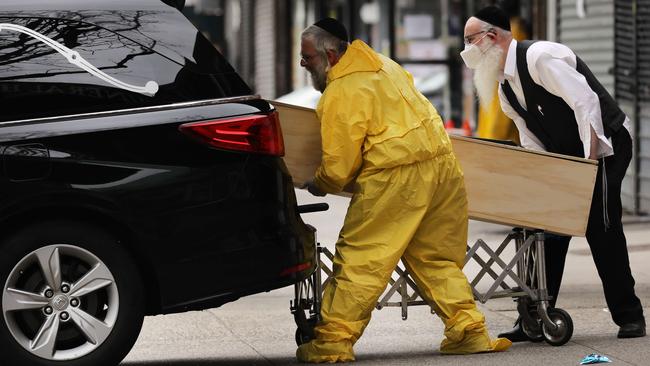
[293,0,465,124]
[300,0,544,126]
[184,0,542,127]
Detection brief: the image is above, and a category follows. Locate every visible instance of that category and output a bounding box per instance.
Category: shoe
[497,323,528,343]
[617,322,646,338]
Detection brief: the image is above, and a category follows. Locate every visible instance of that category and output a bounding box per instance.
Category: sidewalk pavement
[290,190,650,365]
[123,190,650,366]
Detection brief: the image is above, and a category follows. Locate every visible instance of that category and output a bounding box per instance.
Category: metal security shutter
[615,0,639,212]
[636,0,650,214]
[254,0,276,99]
[615,0,650,214]
[559,0,644,213]
[558,0,615,94]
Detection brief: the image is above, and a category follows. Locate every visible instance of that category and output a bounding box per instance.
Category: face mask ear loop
[470,32,488,47]
[475,31,495,54]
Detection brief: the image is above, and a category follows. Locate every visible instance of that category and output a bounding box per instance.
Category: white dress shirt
[497,40,630,159]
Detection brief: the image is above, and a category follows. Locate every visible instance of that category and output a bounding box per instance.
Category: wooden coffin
[273,101,598,237]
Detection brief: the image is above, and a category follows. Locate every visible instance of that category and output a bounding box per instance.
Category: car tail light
[280,262,312,276]
[179,111,285,156]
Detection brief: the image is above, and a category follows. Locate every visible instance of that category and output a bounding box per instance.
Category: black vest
[502,40,626,158]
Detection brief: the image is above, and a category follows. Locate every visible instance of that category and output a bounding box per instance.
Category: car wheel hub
[2,244,119,361]
[52,295,69,311]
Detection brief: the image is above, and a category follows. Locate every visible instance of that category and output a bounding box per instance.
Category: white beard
[473,45,504,107]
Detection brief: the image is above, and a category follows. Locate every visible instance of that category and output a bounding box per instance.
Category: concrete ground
[122,190,650,366]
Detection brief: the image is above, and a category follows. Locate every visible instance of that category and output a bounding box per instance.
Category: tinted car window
[0,15,251,122]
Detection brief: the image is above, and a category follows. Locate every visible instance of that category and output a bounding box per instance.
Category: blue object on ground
[580,353,612,364]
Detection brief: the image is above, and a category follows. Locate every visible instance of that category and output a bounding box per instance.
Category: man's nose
[300,58,307,67]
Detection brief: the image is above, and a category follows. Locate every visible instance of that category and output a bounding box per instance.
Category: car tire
[0,220,144,366]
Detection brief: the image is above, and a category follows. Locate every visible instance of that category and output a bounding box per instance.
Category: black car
[0,1,315,365]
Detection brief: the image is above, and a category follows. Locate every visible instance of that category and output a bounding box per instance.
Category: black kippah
[313,17,349,42]
[474,6,511,31]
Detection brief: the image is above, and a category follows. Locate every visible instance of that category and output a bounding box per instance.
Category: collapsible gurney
[294,228,570,347]
[277,101,598,348]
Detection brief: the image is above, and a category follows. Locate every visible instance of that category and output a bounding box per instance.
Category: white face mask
[460,44,482,69]
[460,33,491,69]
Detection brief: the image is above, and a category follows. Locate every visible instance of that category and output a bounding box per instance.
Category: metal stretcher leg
[291,238,324,346]
[532,231,574,346]
[515,229,544,342]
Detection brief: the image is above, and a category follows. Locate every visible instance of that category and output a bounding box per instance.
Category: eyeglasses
[464,29,494,45]
[300,53,319,64]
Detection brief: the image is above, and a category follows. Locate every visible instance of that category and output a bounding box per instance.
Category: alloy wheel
[2,244,119,361]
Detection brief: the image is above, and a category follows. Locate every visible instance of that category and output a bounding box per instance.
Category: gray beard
[311,70,327,93]
[310,59,330,93]
[473,45,504,107]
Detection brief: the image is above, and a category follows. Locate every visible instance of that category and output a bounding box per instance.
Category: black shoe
[617,322,646,338]
[497,323,528,343]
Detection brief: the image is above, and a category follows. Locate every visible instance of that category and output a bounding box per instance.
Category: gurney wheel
[541,308,573,346]
[521,319,544,342]
[292,275,319,346]
[517,297,543,342]
[295,327,309,346]
[295,317,317,346]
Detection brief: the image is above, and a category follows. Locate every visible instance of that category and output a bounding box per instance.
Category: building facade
[548,0,649,215]
[183,0,648,215]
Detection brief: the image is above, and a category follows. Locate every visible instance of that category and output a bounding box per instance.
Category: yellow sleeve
[313,82,369,193]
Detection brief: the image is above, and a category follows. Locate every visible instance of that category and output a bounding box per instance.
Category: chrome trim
[0,95,263,127]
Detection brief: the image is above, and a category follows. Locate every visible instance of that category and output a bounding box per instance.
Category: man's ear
[326,49,340,67]
[486,30,498,42]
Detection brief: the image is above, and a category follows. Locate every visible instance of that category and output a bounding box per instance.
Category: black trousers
[543,127,645,326]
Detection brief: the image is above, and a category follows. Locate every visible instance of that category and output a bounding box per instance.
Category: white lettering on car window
[0,23,159,97]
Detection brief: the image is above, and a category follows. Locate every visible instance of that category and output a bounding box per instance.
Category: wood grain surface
[273,101,598,236]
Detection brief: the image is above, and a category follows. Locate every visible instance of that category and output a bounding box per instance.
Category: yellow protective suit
[297,40,511,363]
[476,17,528,143]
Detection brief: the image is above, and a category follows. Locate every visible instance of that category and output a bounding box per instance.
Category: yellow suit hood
[327,40,382,82]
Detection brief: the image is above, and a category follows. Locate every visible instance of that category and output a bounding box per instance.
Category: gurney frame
[292,226,574,347]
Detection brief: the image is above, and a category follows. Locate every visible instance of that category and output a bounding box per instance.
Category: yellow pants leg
[296,155,510,362]
[297,163,429,363]
[400,156,511,354]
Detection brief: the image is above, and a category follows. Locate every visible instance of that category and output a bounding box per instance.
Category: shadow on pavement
[121,351,441,366]
[121,358,295,365]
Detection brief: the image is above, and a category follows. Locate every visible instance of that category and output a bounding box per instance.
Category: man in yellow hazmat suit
[298,17,511,363]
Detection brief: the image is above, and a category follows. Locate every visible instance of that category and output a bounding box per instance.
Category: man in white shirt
[461,6,645,340]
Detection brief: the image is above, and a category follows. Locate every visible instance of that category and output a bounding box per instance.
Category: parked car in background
[0,1,315,365]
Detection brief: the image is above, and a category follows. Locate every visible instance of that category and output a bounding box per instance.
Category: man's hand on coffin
[301,179,326,197]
